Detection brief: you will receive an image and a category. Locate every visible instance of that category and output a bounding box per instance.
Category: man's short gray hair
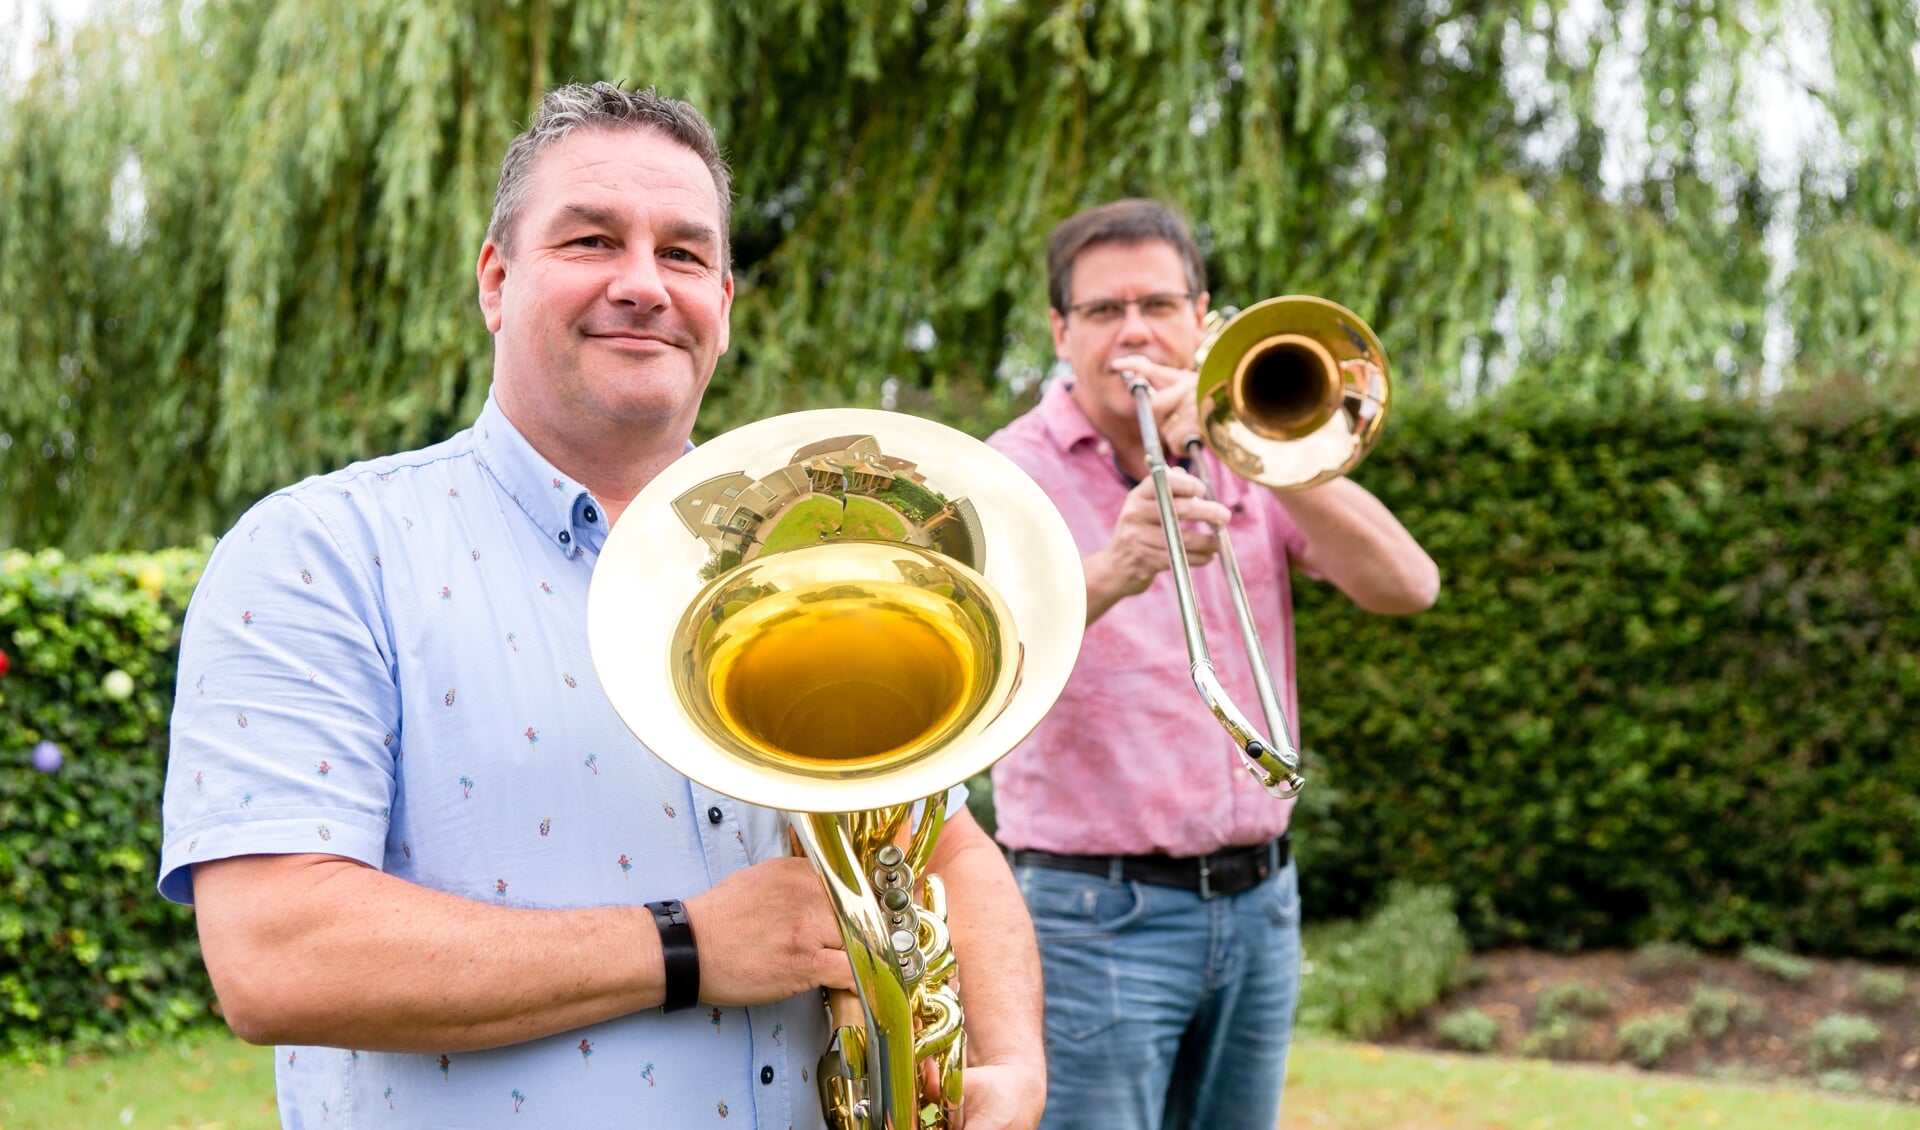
[487,82,732,267]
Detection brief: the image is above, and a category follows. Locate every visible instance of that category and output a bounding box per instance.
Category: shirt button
[583,505,599,523]
[707,806,723,824]
[558,530,572,545]
[761,1065,774,1085]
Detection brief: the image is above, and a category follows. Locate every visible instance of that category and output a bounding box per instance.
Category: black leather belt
[1008,835,1290,900]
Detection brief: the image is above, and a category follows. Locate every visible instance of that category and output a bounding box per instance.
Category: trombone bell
[1196,295,1391,490]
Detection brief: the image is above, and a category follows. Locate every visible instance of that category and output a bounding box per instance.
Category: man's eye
[571,235,608,249]
[1082,302,1123,321]
[663,248,697,263]
[1141,297,1182,316]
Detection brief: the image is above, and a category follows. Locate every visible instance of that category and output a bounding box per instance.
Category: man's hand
[1085,468,1231,615]
[682,856,854,1004]
[1112,353,1202,458]
[955,1060,1046,1129]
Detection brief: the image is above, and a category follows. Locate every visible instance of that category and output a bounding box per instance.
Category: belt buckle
[1198,858,1214,901]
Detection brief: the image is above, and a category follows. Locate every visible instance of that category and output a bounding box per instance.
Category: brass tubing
[792,812,920,1130]
[1124,373,1305,797]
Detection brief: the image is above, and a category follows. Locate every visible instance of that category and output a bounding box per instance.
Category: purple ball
[30,741,63,773]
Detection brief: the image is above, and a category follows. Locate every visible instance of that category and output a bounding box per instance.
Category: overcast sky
[3,0,92,84]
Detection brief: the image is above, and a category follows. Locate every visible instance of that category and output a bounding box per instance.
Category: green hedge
[0,549,209,1056]
[5,395,1917,1055]
[1290,395,1920,959]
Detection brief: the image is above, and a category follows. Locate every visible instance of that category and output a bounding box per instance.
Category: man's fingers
[1170,496,1232,528]
[1183,529,1220,562]
[814,951,857,993]
[1162,467,1207,497]
[1116,355,1193,393]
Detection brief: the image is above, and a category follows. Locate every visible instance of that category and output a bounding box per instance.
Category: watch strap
[644,899,700,1013]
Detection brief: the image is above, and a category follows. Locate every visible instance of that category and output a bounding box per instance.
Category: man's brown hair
[1046,198,1207,315]
[488,82,732,266]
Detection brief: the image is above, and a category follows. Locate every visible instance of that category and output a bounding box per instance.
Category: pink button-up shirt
[986,380,1306,857]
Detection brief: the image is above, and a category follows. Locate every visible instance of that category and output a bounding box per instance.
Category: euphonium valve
[588,410,1085,1130]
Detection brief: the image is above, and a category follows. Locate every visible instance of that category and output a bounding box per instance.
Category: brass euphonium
[588,410,1085,1129]
[1122,295,1391,798]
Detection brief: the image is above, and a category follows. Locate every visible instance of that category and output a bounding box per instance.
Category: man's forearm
[1273,477,1440,614]
[929,813,1045,1073]
[193,854,666,1053]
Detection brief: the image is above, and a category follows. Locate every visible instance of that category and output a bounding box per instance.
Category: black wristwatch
[644,899,700,1013]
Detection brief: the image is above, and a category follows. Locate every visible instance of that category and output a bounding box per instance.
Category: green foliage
[1536,980,1611,1022]
[1742,945,1817,983]
[873,478,946,526]
[0,548,209,1057]
[1432,1008,1501,1053]
[1290,398,1920,959]
[1295,882,1466,1040]
[3,1,1920,551]
[962,770,994,838]
[1520,1011,1588,1059]
[1630,941,1701,977]
[1850,970,1906,1010]
[1686,986,1761,1039]
[1805,1013,1881,1070]
[1616,1010,1691,1069]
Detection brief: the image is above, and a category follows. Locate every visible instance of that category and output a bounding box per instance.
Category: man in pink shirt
[986,199,1439,1130]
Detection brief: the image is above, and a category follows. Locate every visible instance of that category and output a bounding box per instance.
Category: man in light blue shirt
[160,82,1045,1129]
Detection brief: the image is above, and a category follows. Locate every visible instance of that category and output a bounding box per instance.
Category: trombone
[1123,295,1391,799]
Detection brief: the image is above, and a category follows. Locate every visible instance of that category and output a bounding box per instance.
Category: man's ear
[1049,308,1069,360]
[477,241,507,334]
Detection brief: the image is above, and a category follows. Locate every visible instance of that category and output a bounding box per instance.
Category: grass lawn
[759,494,907,554]
[0,1029,276,1129]
[1282,1040,1920,1129]
[4,1033,1917,1129]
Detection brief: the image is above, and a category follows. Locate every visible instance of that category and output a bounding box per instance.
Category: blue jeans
[1014,859,1301,1130]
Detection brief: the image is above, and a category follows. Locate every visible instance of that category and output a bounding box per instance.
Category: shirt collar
[1037,377,1104,454]
[471,392,598,555]
[1034,374,1188,488]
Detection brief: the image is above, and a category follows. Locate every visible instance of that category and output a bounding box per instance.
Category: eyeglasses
[1064,292,1196,325]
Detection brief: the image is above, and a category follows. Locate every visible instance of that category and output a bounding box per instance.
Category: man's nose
[607,250,671,309]
[1117,302,1155,342]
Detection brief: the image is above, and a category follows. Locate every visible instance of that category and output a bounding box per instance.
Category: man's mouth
[588,330,682,349]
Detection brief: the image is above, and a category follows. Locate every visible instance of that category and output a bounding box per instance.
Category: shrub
[1520,1012,1586,1059]
[1805,1013,1881,1069]
[1686,986,1761,1039]
[1741,944,1815,983]
[1535,980,1611,1022]
[1629,941,1700,977]
[0,548,208,1058]
[1295,883,1467,1040]
[1291,400,1920,959]
[1852,969,1906,1010]
[1433,1008,1500,1053]
[1616,1010,1691,1069]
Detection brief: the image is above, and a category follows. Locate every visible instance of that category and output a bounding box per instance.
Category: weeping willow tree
[1,0,1916,551]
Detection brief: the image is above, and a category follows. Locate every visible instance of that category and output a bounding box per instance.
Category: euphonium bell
[588,409,1086,1130]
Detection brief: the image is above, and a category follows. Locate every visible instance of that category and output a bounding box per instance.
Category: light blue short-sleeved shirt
[160,393,834,1129]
